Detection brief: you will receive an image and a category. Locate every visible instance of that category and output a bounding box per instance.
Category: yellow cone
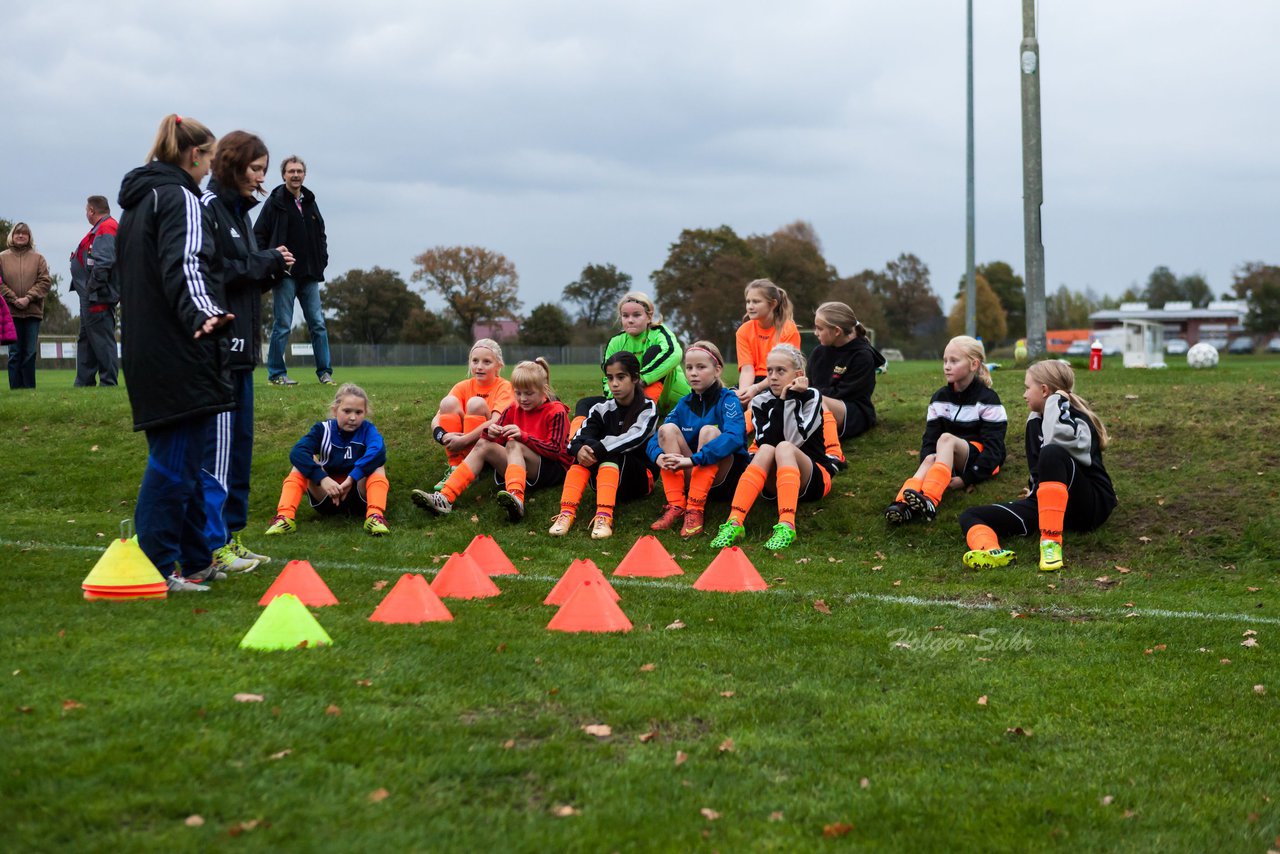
[82,537,166,589]
[239,593,333,651]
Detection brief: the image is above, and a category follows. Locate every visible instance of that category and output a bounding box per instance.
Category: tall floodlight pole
[1020,0,1047,357]
[965,0,976,337]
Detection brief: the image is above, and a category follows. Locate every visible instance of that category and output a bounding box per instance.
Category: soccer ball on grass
[1186,342,1219,369]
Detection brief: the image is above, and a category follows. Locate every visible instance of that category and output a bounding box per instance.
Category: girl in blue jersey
[647,340,750,539]
[264,383,391,536]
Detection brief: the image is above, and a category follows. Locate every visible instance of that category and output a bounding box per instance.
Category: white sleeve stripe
[181,189,219,317]
[927,401,1008,423]
[600,404,657,452]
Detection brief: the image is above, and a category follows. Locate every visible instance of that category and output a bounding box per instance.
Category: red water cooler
[1088,340,1103,371]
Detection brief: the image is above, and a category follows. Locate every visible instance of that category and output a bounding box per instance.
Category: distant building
[1089,300,1247,346]
[472,319,520,342]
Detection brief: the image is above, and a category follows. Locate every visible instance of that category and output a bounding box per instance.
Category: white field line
[8,537,1279,627]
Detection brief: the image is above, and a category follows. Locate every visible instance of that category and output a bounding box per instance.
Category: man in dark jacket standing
[254,155,333,385]
[69,195,120,386]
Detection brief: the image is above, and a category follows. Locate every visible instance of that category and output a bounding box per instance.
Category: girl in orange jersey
[428,338,514,491]
[735,279,800,407]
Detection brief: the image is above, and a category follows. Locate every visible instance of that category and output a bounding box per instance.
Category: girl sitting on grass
[264,383,390,536]
[647,340,750,539]
[735,279,800,407]
[959,360,1116,572]
[710,344,834,551]
[808,301,886,469]
[428,338,514,491]
[549,352,659,539]
[884,335,1007,524]
[414,358,570,522]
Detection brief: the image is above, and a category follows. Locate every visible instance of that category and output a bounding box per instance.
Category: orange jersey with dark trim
[736,319,801,380]
[447,376,514,416]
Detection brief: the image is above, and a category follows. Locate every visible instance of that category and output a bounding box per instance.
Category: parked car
[1227,337,1256,355]
[1197,337,1229,352]
[1066,340,1120,357]
[1165,339,1189,355]
[1268,336,1280,354]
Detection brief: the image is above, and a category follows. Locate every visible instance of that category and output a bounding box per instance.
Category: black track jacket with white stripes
[919,381,1008,485]
[117,162,234,431]
[569,394,659,465]
[751,387,836,475]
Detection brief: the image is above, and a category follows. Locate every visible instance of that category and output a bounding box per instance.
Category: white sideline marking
[9,537,1279,627]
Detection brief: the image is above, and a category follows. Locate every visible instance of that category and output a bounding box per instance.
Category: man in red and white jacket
[69,195,119,387]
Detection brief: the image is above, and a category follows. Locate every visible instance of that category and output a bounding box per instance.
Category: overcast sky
[5,1,1277,316]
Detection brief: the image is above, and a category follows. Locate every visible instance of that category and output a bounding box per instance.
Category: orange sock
[439,413,466,465]
[441,462,477,503]
[595,463,620,520]
[744,408,758,454]
[922,462,952,505]
[895,476,923,503]
[559,464,591,516]
[1037,481,1069,543]
[728,464,768,525]
[686,465,719,513]
[966,524,1000,551]
[364,471,389,517]
[643,381,664,403]
[569,415,587,438]
[505,464,527,503]
[660,469,687,508]
[277,470,307,518]
[775,465,801,528]
[821,410,844,462]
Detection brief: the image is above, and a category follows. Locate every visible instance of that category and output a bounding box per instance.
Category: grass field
[2,357,1278,852]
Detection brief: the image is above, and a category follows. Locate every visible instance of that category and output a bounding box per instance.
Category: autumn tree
[1143,266,1181,307]
[946,274,1007,342]
[825,271,888,341]
[958,261,1024,342]
[401,307,452,345]
[521,303,573,347]
[1180,273,1213,308]
[748,220,837,326]
[871,253,944,351]
[1045,284,1097,329]
[1232,262,1280,333]
[651,225,761,347]
[321,267,425,344]
[563,263,632,328]
[39,277,77,335]
[411,245,522,338]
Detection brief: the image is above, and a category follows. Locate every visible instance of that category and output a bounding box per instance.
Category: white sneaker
[167,574,211,592]
[212,544,259,574]
[411,489,453,515]
[229,533,271,566]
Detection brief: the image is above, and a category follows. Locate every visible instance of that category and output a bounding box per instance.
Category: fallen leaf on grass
[269,749,292,760]
[17,706,33,714]
[1138,536,1152,544]
[665,620,686,630]
[582,724,612,738]
[813,599,831,614]
[325,705,342,716]
[892,580,902,587]
[355,679,372,687]
[227,820,261,836]
[1244,629,1258,636]
[372,580,389,591]
[185,814,205,827]
[823,822,855,838]
[637,730,657,743]
[502,739,516,749]
[977,695,988,706]
[1221,658,1232,665]
[1248,587,1261,593]
[552,804,580,817]
[469,514,479,523]
[367,788,390,803]
[233,693,264,703]
[1122,810,1137,819]
[675,750,688,766]
[1005,726,1032,737]
[700,807,721,821]
[1255,685,1267,695]
[870,565,883,572]
[639,663,656,672]
[769,811,784,821]
[1124,394,1140,401]
[1100,795,1114,806]
[860,777,870,789]
[875,551,886,560]
[720,691,735,698]
[1242,638,1259,648]
[62,699,84,711]
[90,444,100,452]
[1115,566,1131,574]
[718,738,735,753]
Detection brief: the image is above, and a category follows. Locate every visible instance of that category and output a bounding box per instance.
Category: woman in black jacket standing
[116,114,234,592]
[198,131,294,575]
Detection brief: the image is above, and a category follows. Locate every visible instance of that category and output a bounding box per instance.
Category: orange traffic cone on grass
[693,547,769,592]
[613,535,683,578]
[430,552,501,599]
[369,573,454,623]
[547,579,633,633]
[463,534,519,575]
[259,560,339,606]
[544,558,619,606]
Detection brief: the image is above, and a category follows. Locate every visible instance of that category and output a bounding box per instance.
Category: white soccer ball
[1187,342,1219,369]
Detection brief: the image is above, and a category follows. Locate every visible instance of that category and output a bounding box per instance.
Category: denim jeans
[268,277,331,380]
[7,316,40,389]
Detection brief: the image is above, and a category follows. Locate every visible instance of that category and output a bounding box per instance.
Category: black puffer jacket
[252,184,328,281]
[116,162,234,431]
[201,179,286,370]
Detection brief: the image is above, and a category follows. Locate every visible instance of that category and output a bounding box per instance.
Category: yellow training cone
[239,593,333,651]
[82,535,166,590]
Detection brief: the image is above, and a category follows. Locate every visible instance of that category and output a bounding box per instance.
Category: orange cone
[544,559,619,606]
[430,552,501,599]
[547,579,633,633]
[692,547,769,592]
[370,573,454,623]
[613,535,684,578]
[463,534,519,576]
[259,560,339,606]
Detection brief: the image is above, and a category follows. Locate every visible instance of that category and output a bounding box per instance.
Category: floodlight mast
[1020,0,1047,358]
[965,0,976,338]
